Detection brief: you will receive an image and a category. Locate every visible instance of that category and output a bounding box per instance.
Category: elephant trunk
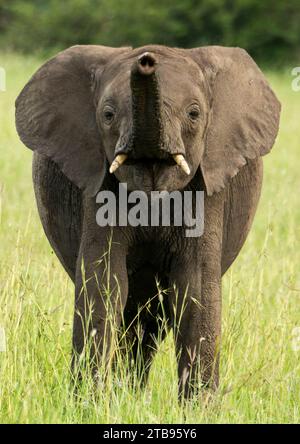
[130,52,163,158]
[110,52,190,176]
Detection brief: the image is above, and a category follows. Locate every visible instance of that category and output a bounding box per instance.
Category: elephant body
[16,44,280,398]
[32,151,263,392]
[32,152,262,283]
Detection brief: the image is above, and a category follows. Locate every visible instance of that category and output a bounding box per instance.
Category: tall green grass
[0,53,299,423]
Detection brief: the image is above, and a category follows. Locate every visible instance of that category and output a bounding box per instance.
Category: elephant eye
[187,105,200,121]
[103,107,115,124]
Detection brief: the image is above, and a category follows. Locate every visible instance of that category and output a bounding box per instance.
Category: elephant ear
[16,45,130,196]
[188,46,281,196]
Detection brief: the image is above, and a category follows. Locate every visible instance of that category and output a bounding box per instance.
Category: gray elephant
[15,45,280,399]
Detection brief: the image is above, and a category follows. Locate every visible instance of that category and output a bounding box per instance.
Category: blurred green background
[1,0,300,65]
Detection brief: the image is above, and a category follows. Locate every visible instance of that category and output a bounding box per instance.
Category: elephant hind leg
[117,267,170,387]
[133,316,169,388]
[117,314,169,389]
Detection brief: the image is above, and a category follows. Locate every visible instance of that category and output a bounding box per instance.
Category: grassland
[0,52,299,423]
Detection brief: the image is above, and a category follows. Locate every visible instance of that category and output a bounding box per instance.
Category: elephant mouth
[122,156,175,167]
[109,152,190,176]
[109,151,192,193]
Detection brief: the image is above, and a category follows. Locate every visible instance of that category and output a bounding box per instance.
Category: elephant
[15,44,280,399]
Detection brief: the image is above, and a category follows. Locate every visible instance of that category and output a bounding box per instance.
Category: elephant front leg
[72,231,128,382]
[170,249,222,400]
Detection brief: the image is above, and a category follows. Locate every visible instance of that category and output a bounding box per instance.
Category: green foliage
[0,0,299,64]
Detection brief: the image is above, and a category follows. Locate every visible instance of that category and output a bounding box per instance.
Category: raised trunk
[130,53,163,158]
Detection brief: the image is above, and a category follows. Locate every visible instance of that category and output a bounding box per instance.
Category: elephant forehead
[103,46,201,82]
[101,55,204,103]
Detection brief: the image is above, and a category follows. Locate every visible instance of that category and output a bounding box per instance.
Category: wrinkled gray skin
[15,45,280,399]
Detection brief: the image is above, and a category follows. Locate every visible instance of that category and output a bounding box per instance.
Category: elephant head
[16,45,280,196]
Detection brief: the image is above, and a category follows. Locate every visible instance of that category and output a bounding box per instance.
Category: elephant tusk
[109,154,128,174]
[173,154,191,175]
